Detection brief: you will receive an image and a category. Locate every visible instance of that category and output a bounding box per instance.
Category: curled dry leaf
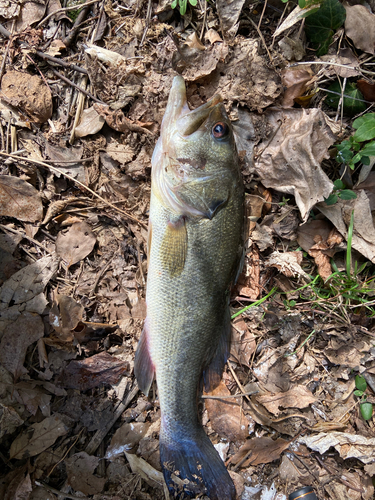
[60,352,130,391]
[216,0,246,37]
[0,312,44,379]
[1,71,52,124]
[317,190,375,263]
[297,220,343,280]
[256,385,316,416]
[345,4,375,55]
[230,436,290,467]
[65,452,106,495]
[231,318,256,367]
[55,221,96,268]
[256,108,335,221]
[49,294,84,342]
[0,175,43,222]
[74,106,105,138]
[298,432,375,464]
[9,414,69,460]
[204,381,249,442]
[106,421,151,458]
[266,251,309,280]
[281,68,314,108]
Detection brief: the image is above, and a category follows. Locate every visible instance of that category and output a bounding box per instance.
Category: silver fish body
[134,76,244,499]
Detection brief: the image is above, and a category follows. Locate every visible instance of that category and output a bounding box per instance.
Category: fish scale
[134,76,244,499]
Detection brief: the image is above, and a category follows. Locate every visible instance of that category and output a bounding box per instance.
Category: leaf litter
[0,1,375,499]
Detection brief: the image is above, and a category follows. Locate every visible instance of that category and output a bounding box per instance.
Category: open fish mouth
[162,76,223,138]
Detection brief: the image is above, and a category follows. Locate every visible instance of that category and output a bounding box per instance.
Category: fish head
[152,76,240,219]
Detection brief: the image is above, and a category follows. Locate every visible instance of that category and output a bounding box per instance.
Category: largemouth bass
[134,76,244,499]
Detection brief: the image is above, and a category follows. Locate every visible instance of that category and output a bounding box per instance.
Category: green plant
[354,375,373,421]
[171,0,197,15]
[304,0,346,56]
[324,179,357,206]
[325,80,367,116]
[336,112,375,169]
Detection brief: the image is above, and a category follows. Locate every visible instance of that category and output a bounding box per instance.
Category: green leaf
[354,390,364,397]
[336,140,354,164]
[171,0,177,8]
[325,81,366,116]
[299,0,306,7]
[353,113,375,142]
[339,190,357,200]
[333,179,345,190]
[179,0,187,15]
[359,141,375,157]
[304,0,346,55]
[324,193,338,205]
[360,402,373,421]
[362,155,371,165]
[189,0,197,5]
[355,374,367,392]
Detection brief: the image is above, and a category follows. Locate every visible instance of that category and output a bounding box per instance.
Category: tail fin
[159,428,235,500]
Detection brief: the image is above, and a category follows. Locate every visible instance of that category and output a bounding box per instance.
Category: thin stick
[245,14,274,66]
[0,152,147,228]
[140,0,152,46]
[52,69,104,103]
[289,60,375,76]
[0,224,54,255]
[36,0,100,28]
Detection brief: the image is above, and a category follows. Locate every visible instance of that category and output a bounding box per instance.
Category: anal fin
[134,321,155,396]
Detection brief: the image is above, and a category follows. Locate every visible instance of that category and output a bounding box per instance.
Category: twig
[52,68,104,103]
[245,14,274,66]
[85,382,139,455]
[36,0,100,28]
[140,0,152,46]
[34,482,89,500]
[0,152,147,228]
[284,329,316,357]
[289,60,375,77]
[0,224,54,256]
[200,0,208,40]
[0,24,88,75]
[257,0,268,30]
[201,390,259,400]
[0,21,14,83]
[62,6,92,47]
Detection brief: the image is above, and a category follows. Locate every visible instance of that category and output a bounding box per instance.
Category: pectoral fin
[134,320,155,396]
[160,218,187,278]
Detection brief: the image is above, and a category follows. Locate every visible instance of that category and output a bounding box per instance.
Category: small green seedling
[336,113,375,169]
[354,375,373,421]
[171,0,197,15]
[324,179,357,206]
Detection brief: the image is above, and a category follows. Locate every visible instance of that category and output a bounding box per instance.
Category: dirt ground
[1,0,375,499]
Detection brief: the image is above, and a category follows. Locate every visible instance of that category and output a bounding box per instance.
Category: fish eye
[212,121,229,140]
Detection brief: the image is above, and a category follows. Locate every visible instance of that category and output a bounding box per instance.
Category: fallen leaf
[345,4,375,55]
[74,106,105,138]
[0,175,43,222]
[230,318,256,367]
[125,451,167,492]
[273,4,321,38]
[230,437,290,467]
[49,294,84,342]
[325,343,363,368]
[0,403,24,439]
[0,312,44,379]
[1,71,52,123]
[266,251,309,280]
[317,190,375,263]
[65,452,106,495]
[44,143,86,184]
[3,467,32,500]
[106,139,135,165]
[256,385,316,416]
[281,68,314,108]
[60,352,130,391]
[216,0,246,37]
[320,48,360,78]
[255,108,335,221]
[9,414,69,460]
[56,221,96,268]
[204,29,223,44]
[278,36,305,61]
[205,381,249,442]
[106,422,151,458]
[356,79,375,102]
[298,431,375,464]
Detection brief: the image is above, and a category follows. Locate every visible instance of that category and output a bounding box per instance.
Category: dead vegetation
[0,0,375,499]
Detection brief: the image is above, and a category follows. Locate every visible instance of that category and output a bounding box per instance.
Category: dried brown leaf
[345,4,375,55]
[106,422,151,458]
[56,221,96,268]
[256,108,335,221]
[256,385,316,416]
[0,175,43,222]
[60,352,130,391]
[266,251,309,280]
[0,312,44,379]
[320,48,360,78]
[281,68,314,107]
[205,381,248,442]
[49,294,84,342]
[231,436,290,467]
[317,190,375,263]
[1,71,52,123]
[216,0,246,36]
[231,318,256,367]
[65,452,106,495]
[74,106,105,138]
[9,414,69,460]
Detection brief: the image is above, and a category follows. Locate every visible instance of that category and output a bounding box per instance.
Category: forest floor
[1,0,375,499]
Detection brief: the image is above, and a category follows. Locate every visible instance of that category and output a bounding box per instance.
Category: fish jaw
[151,76,237,220]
